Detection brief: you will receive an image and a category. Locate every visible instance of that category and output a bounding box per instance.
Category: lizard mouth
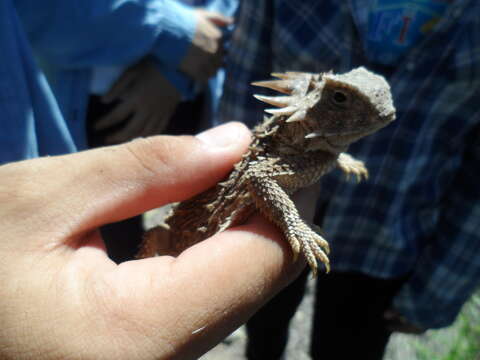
[305,111,395,140]
[325,131,375,147]
[304,134,348,153]
[305,127,380,152]
[307,118,393,145]
[306,129,368,142]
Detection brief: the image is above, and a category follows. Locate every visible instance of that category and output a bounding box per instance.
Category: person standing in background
[219,0,480,359]
[14,0,237,149]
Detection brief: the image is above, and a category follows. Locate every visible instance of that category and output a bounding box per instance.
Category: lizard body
[138,67,395,275]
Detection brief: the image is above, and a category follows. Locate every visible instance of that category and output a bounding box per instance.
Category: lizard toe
[309,223,330,254]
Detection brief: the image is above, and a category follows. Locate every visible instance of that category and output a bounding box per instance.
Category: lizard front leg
[337,152,369,182]
[245,165,330,275]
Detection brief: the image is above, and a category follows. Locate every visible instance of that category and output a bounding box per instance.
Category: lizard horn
[264,106,298,116]
[251,79,293,94]
[286,109,307,123]
[305,132,323,139]
[271,72,295,80]
[253,94,292,107]
[272,71,313,80]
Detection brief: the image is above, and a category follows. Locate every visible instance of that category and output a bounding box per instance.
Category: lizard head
[253,67,396,153]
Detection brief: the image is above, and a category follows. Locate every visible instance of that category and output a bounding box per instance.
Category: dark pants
[246,268,310,360]
[246,270,405,360]
[246,202,406,360]
[86,95,203,263]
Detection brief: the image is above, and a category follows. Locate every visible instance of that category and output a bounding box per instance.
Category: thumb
[1,122,251,245]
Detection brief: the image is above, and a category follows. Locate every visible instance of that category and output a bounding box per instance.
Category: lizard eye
[332,91,348,104]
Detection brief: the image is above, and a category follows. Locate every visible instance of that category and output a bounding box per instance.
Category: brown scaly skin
[138,67,396,275]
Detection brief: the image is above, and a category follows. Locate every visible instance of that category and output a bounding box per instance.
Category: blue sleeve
[0,0,76,164]
[14,0,197,69]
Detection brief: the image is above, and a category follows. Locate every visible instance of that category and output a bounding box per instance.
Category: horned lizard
[138,67,395,275]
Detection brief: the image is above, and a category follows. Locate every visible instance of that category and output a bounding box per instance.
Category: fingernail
[196,122,249,148]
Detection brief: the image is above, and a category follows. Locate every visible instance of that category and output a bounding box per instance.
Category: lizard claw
[287,221,330,276]
[310,223,330,255]
[337,153,369,182]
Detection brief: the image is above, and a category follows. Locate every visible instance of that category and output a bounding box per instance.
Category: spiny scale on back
[138,67,396,275]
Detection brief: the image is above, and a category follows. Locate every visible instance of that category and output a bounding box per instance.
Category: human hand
[96,59,181,145]
[384,309,426,334]
[0,123,304,360]
[179,9,233,82]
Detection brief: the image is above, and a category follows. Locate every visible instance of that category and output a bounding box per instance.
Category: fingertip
[210,15,234,27]
[196,122,251,151]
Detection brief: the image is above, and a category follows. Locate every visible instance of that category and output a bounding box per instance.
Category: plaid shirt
[218,0,480,329]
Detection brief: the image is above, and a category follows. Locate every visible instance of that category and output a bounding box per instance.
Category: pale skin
[0,123,305,360]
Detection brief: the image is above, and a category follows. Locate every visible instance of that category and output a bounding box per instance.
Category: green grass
[415,292,480,360]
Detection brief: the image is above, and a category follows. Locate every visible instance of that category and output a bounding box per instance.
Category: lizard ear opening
[285,109,307,123]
